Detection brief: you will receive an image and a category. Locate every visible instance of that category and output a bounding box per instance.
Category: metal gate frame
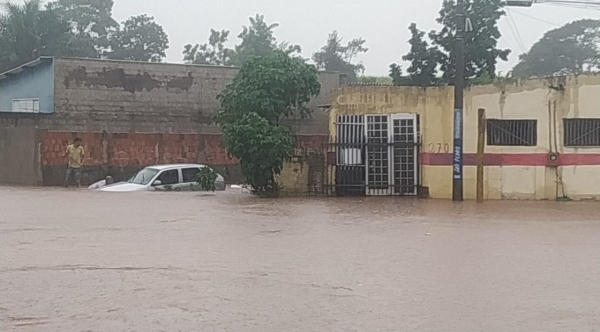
[327,113,421,197]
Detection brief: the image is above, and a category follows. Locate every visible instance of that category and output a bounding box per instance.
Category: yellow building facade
[329,74,600,200]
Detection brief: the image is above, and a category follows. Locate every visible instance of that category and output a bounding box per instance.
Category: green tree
[184,14,300,67]
[394,23,439,86]
[513,20,600,78]
[221,113,294,194]
[183,29,231,65]
[429,0,510,82]
[216,51,320,194]
[196,167,218,192]
[46,0,118,58]
[389,64,411,86]
[0,0,72,72]
[106,14,169,62]
[312,31,368,82]
[357,75,393,85]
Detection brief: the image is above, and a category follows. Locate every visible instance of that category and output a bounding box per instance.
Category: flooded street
[1,187,599,331]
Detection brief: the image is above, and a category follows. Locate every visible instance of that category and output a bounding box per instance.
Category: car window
[182,168,201,183]
[129,168,159,185]
[155,169,179,186]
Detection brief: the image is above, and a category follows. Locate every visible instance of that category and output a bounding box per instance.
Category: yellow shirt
[66,144,85,168]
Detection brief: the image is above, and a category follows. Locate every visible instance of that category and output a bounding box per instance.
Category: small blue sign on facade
[453,108,463,180]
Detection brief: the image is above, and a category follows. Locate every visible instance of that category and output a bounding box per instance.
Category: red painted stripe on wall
[421,153,600,166]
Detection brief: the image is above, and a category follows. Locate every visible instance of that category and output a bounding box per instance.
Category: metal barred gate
[325,114,421,196]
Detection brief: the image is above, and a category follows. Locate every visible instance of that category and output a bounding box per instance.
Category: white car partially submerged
[100,164,226,192]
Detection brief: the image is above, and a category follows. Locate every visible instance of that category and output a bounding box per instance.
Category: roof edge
[53,57,340,75]
[0,56,341,79]
[0,57,53,80]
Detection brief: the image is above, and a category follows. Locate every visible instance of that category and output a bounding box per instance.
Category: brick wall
[41,130,328,191]
[42,131,236,167]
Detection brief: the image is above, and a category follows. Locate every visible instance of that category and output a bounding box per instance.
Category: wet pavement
[1,186,599,331]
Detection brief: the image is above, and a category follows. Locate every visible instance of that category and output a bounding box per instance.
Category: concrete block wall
[42,58,339,135]
[0,57,338,190]
[276,136,328,195]
[0,122,42,185]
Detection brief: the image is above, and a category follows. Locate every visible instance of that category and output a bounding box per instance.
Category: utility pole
[452,0,465,202]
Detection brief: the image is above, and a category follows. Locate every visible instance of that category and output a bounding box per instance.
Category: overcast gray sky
[17,0,600,75]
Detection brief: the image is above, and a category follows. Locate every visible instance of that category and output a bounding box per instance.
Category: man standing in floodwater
[64,137,85,188]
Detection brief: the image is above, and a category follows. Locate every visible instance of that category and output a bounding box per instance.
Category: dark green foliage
[183,14,301,67]
[46,0,118,58]
[0,0,72,72]
[430,0,510,82]
[105,14,169,62]
[216,51,321,126]
[513,19,600,78]
[216,51,320,195]
[221,112,294,194]
[312,31,368,82]
[391,0,510,86]
[0,0,169,72]
[196,167,218,192]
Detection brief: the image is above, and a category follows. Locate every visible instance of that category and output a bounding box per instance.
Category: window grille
[564,118,600,147]
[487,119,537,146]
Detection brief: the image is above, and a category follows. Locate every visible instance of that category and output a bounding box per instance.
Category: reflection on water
[1,187,599,331]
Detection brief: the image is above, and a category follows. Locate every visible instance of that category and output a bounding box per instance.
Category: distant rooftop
[0,56,340,81]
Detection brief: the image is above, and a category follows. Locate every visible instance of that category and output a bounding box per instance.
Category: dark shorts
[65,167,82,186]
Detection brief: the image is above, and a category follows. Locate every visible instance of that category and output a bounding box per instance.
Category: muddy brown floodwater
[1,187,600,331]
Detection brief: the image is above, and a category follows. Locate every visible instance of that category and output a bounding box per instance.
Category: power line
[538,0,600,10]
[506,11,528,53]
[538,0,600,5]
[506,8,562,27]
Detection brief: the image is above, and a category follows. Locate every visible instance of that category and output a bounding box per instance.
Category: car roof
[145,164,208,171]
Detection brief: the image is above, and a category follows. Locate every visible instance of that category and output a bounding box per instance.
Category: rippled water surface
[1,187,599,331]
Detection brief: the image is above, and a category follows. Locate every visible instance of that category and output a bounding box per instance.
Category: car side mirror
[152,180,162,186]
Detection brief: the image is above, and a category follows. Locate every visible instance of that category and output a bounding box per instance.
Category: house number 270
[428,143,450,153]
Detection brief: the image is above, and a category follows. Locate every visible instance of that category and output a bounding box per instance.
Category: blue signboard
[453,108,463,180]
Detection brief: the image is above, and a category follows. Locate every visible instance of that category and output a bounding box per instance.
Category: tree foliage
[196,167,218,192]
[0,0,169,72]
[106,14,169,62]
[357,75,393,85]
[390,23,439,86]
[46,0,118,57]
[312,31,368,82]
[183,14,300,67]
[216,51,320,125]
[513,19,600,78]
[183,29,231,65]
[0,0,72,72]
[389,64,411,86]
[221,112,294,194]
[391,0,509,86]
[431,0,510,82]
[216,51,320,195]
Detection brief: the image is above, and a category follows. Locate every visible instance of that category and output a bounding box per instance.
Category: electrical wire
[537,0,600,10]
[505,11,528,53]
[506,8,561,27]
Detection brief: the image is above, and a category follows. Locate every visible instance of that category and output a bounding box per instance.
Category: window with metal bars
[564,118,600,147]
[487,119,537,146]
